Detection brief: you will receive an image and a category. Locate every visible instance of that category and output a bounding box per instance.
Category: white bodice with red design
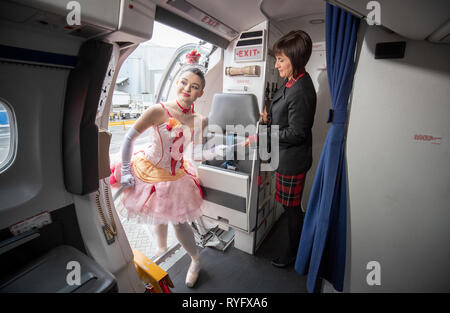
[140,102,197,176]
[142,121,190,175]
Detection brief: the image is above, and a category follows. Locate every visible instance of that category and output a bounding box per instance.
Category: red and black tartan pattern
[275,172,306,207]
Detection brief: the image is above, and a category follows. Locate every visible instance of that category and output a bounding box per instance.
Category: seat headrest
[208,93,259,130]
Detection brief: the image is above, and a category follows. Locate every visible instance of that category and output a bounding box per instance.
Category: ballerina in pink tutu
[110,67,214,288]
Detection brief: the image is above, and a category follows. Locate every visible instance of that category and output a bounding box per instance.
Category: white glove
[210,145,228,158]
[120,127,141,188]
[120,172,135,188]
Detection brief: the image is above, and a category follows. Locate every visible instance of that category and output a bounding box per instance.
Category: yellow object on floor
[133,249,174,293]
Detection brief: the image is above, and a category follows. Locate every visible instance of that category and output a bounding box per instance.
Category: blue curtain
[294,3,360,293]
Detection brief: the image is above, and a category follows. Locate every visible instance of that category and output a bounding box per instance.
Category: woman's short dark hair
[179,66,206,90]
[273,30,312,77]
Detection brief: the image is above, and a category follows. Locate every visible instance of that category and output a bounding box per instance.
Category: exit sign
[234,46,264,62]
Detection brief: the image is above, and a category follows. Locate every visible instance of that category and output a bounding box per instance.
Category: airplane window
[0,101,15,174]
[109,22,215,262]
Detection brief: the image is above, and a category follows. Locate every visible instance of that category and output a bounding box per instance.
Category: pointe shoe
[185,269,200,288]
[185,261,200,288]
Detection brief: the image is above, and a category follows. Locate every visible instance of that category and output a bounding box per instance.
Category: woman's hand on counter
[260,106,268,124]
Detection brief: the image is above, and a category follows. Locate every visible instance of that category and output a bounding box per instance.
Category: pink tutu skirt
[110,159,204,225]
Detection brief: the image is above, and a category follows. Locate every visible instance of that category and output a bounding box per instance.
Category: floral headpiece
[185,49,201,64]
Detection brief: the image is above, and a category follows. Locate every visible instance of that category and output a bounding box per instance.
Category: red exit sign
[201,15,219,28]
[234,46,263,62]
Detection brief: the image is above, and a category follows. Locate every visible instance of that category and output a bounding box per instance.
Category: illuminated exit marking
[234,46,263,62]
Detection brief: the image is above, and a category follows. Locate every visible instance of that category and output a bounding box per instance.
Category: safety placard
[234,46,264,62]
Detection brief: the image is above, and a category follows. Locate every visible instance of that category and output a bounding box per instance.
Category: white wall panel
[345,23,450,292]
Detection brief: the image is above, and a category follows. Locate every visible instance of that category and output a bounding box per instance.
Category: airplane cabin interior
[0,0,449,294]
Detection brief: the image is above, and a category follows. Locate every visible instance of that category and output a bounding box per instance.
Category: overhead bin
[4,0,155,44]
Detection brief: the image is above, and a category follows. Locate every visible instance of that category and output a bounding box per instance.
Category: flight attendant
[261,30,317,267]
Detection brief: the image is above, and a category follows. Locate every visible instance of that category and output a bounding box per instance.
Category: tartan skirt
[275,172,307,207]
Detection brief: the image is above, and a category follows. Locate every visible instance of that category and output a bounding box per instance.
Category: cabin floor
[167,212,308,293]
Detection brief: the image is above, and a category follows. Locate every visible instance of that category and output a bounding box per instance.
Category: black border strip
[0,44,77,68]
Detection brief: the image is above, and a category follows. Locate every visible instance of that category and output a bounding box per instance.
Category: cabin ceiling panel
[276,13,326,42]
[277,13,326,31]
[261,0,326,21]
